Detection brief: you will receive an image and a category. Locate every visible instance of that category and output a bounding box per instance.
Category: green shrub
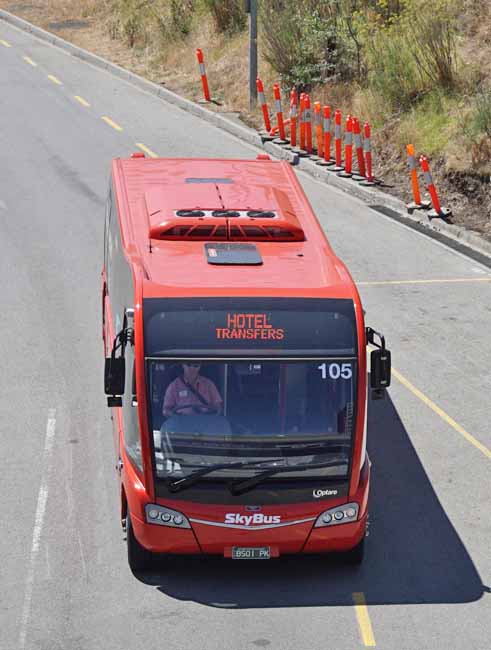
[360,0,458,111]
[471,87,491,139]
[402,0,458,90]
[152,0,196,40]
[201,0,246,34]
[260,0,359,88]
[112,0,171,47]
[364,21,423,110]
[113,0,147,47]
[169,0,195,37]
[398,90,456,155]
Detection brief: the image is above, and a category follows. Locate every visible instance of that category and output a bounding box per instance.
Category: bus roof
[111,156,359,301]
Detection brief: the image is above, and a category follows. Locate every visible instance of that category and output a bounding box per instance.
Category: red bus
[102,153,391,572]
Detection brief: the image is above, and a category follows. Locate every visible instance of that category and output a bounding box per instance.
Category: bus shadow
[139,391,485,608]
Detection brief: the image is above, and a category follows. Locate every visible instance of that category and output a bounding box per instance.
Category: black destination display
[144,298,357,356]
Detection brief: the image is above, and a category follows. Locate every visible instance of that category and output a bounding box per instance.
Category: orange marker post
[359,122,376,186]
[314,101,323,159]
[353,118,366,179]
[299,94,306,152]
[332,109,344,171]
[316,105,333,167]
[419,156,452,218]
[338,115,353,178]
[256,78,272,135]
[406,145,430,212]
[196,49,211,102]
[273,84,287,143]
[304,94,313,155]
[290,89,298,149]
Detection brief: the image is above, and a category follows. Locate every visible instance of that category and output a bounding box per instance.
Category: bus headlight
[314,503,359,528]
[145,504,191,528]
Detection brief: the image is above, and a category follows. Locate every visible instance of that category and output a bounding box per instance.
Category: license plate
[232,546,271,560]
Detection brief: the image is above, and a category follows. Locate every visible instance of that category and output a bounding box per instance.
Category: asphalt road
[1,20,490,650]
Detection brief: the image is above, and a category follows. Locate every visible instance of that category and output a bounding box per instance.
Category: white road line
[18,409,57,650]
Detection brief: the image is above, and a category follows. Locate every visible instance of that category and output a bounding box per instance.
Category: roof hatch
[204,243,263,265]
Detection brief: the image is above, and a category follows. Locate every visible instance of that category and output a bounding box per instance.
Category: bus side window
[131,361,137,407]
[123,330,143,471]
[104,184,112,288]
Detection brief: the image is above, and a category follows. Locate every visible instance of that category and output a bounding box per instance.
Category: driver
[162,363,223,417]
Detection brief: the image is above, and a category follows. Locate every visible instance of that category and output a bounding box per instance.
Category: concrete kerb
[1,8,491,263]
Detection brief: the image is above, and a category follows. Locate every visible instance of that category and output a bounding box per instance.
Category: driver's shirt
[163,375,222,415]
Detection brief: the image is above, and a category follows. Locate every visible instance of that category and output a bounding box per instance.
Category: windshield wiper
[166,458,286,493]
[229,459,348,496]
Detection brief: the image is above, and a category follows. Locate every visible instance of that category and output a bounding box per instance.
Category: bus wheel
[341,537,365,565]
[127,514,153,573]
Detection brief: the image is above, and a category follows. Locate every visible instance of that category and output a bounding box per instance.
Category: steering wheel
[172,403,218,415]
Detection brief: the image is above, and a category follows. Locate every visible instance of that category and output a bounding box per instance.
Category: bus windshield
[147,359,357,482]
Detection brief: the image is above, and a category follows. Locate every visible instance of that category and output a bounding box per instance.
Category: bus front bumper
[131,510,367,557]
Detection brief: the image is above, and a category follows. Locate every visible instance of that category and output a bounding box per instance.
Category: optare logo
[313,488,338,498]
[225,513,281,525]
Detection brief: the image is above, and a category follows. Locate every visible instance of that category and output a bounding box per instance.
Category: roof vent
[247,210,275,218]
[212,210,240,218]
[176,209,206,217]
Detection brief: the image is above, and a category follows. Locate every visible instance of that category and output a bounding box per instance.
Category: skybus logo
[216,313,285,341]
[225,513,281,525]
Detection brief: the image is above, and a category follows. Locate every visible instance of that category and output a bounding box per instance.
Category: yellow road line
[74,95,90,107]
[47,74,62,85]
[391,367,491,459]
[135,142,158,158]
[358,278,491,286]
[0,39,12,47]
[352,592,376,647]
[23,56,37,66]
[102,116,123,132]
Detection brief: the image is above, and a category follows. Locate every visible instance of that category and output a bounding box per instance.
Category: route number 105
[317,363,353,380]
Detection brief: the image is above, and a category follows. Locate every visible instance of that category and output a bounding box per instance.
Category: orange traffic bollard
[304,94,313,154]
[313,101,323,159]
[406,145,430,212]
[299,93,306,152]
[273,84,287,143]
[353,118,366,180]
[290,89,298,149]
[196,48,211,103]
[256,78,272,135]
[358,122,376,186]
[419,156,452,218]
[338,115,353,178]
[332,109,344,171]
[294,93,308,156]
[316,105,334,167]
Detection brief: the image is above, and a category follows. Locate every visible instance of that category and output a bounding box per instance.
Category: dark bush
[260,0,359,88]
[201,0,247,34]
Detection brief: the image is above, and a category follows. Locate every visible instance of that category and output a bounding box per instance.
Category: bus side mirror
[370,348,391,399]
[367,327,391,400]
[105,357,125,407]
